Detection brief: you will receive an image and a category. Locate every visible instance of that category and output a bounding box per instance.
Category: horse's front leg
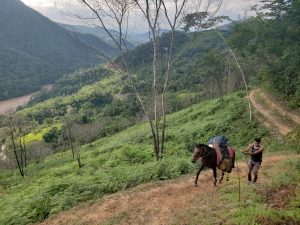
[194,165,204,186]
[213,168,217,186]
[219,172,225,184]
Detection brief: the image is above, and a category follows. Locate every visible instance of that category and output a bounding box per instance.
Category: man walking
[243,138,264,183]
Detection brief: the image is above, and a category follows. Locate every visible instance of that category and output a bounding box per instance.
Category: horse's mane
[195,144,212,149]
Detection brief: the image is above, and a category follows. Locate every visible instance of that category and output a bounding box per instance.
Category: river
[0,84,53,115]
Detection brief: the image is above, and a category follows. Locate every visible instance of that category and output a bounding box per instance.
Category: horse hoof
[194,183,198,187]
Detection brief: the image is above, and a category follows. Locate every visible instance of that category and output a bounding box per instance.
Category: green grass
[171,153,300,225]
[0,92,270,225]
[223,158,300,225]
[24,123,61,144]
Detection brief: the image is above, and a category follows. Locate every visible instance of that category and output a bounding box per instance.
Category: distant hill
[60,23,169,46]
[0,0,118,100]
[127,29,170,45]
[59,23,122,47]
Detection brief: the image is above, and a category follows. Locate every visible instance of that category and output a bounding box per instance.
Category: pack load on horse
[191,135,236,187]
[208,135,235,173]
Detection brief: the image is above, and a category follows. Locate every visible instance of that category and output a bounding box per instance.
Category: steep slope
[0,0,117,100]
[39,155,299,225]
[0,92,267,225]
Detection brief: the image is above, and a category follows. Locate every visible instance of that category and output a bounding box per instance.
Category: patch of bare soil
[39,175,214,225]
[259,91,300,125]
[256,216,300,225]
[259,184,298,209]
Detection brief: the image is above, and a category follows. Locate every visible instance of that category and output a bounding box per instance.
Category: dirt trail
[259,91,300,125]
[39,156,287,225]
[249,89,299,136]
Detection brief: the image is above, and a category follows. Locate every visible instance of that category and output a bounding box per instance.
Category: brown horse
[191,144,234,187]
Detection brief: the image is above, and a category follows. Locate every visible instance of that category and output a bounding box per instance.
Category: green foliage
[28,195,51,222]
[228,0,300,108]
[0,92,269,225]
[28,66,112,105]
[221,158,300,225]
[43,127,61,145]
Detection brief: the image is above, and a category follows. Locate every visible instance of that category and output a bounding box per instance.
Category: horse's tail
[229,147,236,168]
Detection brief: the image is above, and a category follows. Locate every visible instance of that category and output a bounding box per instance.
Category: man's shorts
[248,160,261,176]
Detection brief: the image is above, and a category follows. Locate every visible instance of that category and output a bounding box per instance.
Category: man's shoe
[253,175,258,183]
[248,173,252,182]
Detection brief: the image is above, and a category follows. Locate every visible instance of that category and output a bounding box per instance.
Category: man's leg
[248,161,254,182]
[252,163,261,183]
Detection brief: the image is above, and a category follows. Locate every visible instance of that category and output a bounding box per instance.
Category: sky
[21,0,261,33]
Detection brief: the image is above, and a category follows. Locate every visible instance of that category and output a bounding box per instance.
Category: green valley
[0,0,299,224]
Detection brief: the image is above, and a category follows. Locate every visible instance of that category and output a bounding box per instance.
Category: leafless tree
[64,115,76,159]
[27,141,53,164]
[215,30,252,122]
[72,123,104,144]
[181,0,252,121]
[7,112,24,177]
[64,0,223,160]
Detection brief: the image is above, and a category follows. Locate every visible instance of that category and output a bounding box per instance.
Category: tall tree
[66,0,223,159]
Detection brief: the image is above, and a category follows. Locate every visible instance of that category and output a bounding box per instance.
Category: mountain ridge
[0,0,118,100]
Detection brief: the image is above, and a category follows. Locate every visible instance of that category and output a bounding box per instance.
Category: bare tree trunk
[160,0,188,159]
[8,114,24,177]
[152,30,160,158]
[216,30,252,122]
[19,137,24,169]
[67,123,75,159]
[160,31,174,158]
[23,137,27,167]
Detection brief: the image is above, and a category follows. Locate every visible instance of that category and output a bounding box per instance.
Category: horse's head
[192,144,206,163]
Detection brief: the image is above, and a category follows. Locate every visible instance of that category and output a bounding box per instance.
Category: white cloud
[218,0,261,19]
[21,0,56,8]
[21,0,261,32]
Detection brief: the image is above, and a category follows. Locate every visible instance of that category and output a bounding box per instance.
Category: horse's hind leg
[194,165,204,186]
[219,172,225,184]
[213,168,217,186]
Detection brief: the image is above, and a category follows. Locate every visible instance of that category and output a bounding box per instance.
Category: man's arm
[251,145,264,155]
[242,144,253,154]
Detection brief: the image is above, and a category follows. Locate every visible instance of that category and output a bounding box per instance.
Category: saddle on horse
[208,135,235,173]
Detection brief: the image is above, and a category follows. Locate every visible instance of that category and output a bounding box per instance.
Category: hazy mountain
[0,0,117,100]
[59,23,120,45]
[127,29,170,45]
[60,23,169,46]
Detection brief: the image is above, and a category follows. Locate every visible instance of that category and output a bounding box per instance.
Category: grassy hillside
[17,29,242,130]
[0,0,117,100]
[0,92,268,225]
